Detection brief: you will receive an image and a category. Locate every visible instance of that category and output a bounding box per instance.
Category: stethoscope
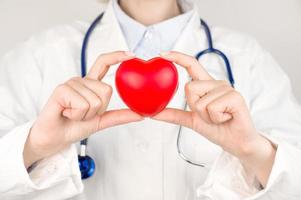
[78,12,235,179]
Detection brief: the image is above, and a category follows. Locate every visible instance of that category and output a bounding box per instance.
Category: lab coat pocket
[179,127,222,169]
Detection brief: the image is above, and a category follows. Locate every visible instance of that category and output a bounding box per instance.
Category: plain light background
[0,0,301,101]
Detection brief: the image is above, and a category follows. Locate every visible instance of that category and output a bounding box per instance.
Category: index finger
[87,51,135,80]
[160,51,213,81]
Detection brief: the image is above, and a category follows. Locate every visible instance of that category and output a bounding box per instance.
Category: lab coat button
[136,141,149,152]
[144,32,152,40]
[144,27,154,40]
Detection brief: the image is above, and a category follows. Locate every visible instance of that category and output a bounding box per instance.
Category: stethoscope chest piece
[78,155,96,179]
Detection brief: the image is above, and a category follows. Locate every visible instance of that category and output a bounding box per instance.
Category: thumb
[152,108,193,129]
[66,109,144,143]
[98,109,144,130]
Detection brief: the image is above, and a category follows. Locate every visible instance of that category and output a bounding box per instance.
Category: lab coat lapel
[173,10,205,59]
[167,9,207,108]
[85,0,129,76]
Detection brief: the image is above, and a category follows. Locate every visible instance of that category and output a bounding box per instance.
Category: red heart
[115,57,178,117]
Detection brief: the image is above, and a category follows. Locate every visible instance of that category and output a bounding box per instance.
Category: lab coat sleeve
[197,39,301,200]
[0,39,83,199]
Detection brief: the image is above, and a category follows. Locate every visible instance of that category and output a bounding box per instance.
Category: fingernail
[124,51,135,56]
[160,51,171,57]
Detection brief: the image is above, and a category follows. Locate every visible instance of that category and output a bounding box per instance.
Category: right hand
[23,51,143,168]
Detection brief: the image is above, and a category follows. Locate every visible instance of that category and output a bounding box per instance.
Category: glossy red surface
[115,57,179,117]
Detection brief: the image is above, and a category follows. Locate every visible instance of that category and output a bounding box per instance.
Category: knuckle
[71,77,81,82]
[96,54,105,61]
[185,54,194,60]
[207,103,216,112]
[220,85,233,93]
[184,82,193,93]
[96,52,116,62]
[230,90,243,101]
[218,80,229,86]
[55,84,69,94]
[195,102,205,113]
[102,84,113,96]
[191,57,199,65]
[80,101,90,111]
[95,55,107,66]
[69,77,80,82]
[66,77,80,86]
[214,113,223,124]
[93,99,102,109]
[206,105,220,123]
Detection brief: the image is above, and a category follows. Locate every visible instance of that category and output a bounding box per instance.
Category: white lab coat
[1,1,301,200]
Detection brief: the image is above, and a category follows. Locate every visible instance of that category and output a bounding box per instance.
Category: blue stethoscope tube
[78,12,235,179]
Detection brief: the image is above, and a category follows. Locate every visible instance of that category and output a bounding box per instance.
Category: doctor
[1,0,301,199]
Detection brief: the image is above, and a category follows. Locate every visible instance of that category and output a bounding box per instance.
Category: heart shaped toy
[115,57,178,117]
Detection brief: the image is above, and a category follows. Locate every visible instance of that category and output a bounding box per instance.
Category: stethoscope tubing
[79,12,235,177]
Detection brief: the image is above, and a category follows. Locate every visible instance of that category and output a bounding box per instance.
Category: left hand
[153,51,276,186]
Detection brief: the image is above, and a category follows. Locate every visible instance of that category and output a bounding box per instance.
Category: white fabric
[112,0,193,59]
[0,0,301,199]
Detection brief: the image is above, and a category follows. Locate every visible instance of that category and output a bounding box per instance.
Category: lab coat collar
[84,0,129,74]
[112,0,194,53]
[85,0,205,78]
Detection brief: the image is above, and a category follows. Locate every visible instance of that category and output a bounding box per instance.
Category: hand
[23,51,143,169]
[154,51,276,186]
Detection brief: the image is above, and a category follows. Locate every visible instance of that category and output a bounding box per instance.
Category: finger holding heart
[75,51,144,135]
[61,51,142,135]
[161,51,213,81]
[185,80,234,124]
[25,51,143,169]
[158,51,277,187]
[156,51,260,158]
